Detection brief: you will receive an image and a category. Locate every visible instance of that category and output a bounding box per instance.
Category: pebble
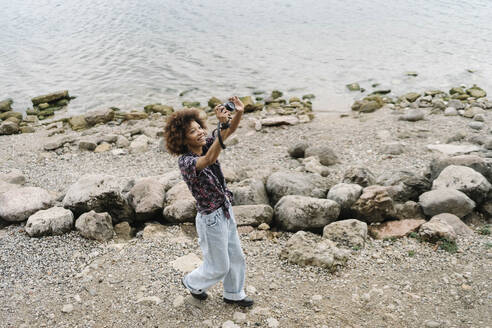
[61,304,73,313]
[173,295,185,308]
[246,285,257,295]
[222,320,239,328]
[424,320,441,328]
[266,317,279,328]
[233,311,247,323]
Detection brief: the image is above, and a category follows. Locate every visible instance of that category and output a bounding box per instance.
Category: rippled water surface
[1,0,491,113]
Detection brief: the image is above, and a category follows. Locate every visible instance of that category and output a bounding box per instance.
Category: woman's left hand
[229,96,244,112]
[214,104,232,124]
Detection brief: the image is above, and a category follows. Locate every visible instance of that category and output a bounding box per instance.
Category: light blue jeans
[183,203,247,301]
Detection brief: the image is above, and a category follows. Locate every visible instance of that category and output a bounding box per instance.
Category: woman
[164,96,253,307]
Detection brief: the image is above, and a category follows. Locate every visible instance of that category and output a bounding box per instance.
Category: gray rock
[26,207,74,237]
[351,185,396,223]
[418,188,475,218]
[381,142,405,155]
[261,116,299,126]
[427,154,492,182]
[377,170,431,202]
[322,219,367,248]
[394,201,425,220]
[473,113,485,122]
[0,121,19,135]
[230,178,269,205]
[266,171,332,206]
[0,98,13,112]
[43,135,76,151]
[398,109,424,122]
[0,187,55,222]
[162,181,196,223]
[430,213,473,236]
[62,174,134,223]
[444,107,458,116]
[116,135,130,148]
[232,204,273,226]
[463,106,485,118]
[419,219,456,242]
[342,166,376,187]
[0,169,26,185]
[327,183,362,218]
[78,139,97,151]
[75,210,114,241]
[468,121,484,130]
[127,177,166,220]
[274,195,340,231]
[129,135,150,153]
[426,144,481,156]
[304,145,340,166]
[432,165,491,204]
[114,221,135,240]
[84,108,115,126]
[447,99,465,110]
[288,142,309,158]
[302,156,330,176]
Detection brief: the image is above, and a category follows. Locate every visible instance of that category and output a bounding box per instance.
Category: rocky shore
[1,88,492,328]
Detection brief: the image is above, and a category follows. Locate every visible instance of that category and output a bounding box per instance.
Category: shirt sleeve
[178,154,200,183]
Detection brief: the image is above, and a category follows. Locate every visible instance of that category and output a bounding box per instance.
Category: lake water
[1,0,491,114]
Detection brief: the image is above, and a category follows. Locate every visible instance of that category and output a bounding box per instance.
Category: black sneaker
[181,278,208,300]
[223,296,254,307]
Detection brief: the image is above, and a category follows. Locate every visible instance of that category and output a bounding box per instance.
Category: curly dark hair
[164,108,208,155]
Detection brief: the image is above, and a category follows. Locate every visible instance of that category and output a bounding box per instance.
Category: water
[1,0,491,114]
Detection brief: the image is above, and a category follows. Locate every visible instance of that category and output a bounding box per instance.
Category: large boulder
[279,231,349,270]
[427,155,492,182]
[162,181,196,223]
[84,108,115,126]
[157,170,183,191]
[127,177,166,220]
[419,220,456,242]
[304,145,340,166]
[25,207,74,237]
[232,205,273,227]
[266,171,331,206]
[0,121,19,135]
[0,187,55,222]
[229,178,269,205]
[62,174,134,223]
[326,183,362,218]
[75,211,114,241]
[350,185,396,223]
[418,188,475,218]
[322,219,367,248]
[342,166,376,187]
[432,165,491,204]
[429,213,473,236]
[377,170,431,202]
[274,195,340,231]
[368,219,426,239]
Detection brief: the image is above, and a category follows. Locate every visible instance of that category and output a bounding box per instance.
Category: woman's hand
[229,96,244,112]
[214,104,232,124]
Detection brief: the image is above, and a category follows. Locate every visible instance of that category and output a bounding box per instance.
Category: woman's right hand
[214,104,232,124]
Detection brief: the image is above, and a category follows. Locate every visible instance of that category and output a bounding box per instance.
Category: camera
[223,101,236,111]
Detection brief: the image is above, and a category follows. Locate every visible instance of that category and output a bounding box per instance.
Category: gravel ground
[1,108,492,327]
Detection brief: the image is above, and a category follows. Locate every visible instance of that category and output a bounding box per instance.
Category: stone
[20,126,35,134]
[43,135,76,151]
[79,139,97,151]
[274,195,340,231]
[377,170,431,202]
[0,187,55,222]
[232,204,273,226]
[280,231,349,270]
[260,116,299,126]
[394,201,425,220]
[381,142,404,155]
[463,106,485,118]
[75,211,114,241]
[31,90,69,105]
[249,230,267,241]
[322,219,367,247]
[136,296,162,306]
[25,207,74,237]
[123,111,148,120]
[327,183,362,217]
[84,108,115,126]
[114,222,134,240]
[61,304,74,313]
[233,311,247,324]
[466,85,487,98]
[258,223,270,230]
[474,114,485,122]
[0,111,22,121]
[0,169,25,185]
[302,156,330,176]
[429,213,473,236]
[427,155,492,182]
[69,115,88,131]
[172,295,185,308]
[0,121,19,135]
[144,104,174,115]
[346,83,360,91]
[418,188,475,218]
[128,177,166,220]
[222,321,239,328]
[304,145,340,166]
[266,318,279,328]
[444,107,458,116]
[342,166,376,187]
[163,181,196,223]
[0,98,13,112]
[351,185,396,223]
[419,220,456,242]
[468,121,484,130]
[171,253,202,273]
[432,165,491,204]
[63,174,134,223]
[266,171,331,206]
[129,135,150,153]
[142,223,167,240]
[368,219,426,239]
[94,142,112,153]
[426,144,481,156]
[288,142,309,158]
[116,135,130,148]
[229,178,269,206]
[403,92,421,103]
[398,109,424,122]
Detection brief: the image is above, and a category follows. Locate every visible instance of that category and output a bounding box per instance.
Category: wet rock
[322,219,367,248]
[351,185,396,223]
[26,207,74,237]
[0,186,55,222]
[31,90,69,105]
[75,211,114,242]
[419,188,475,218]
[232,204,273,227]
[274,195,340,231]
[368,219,425,239]
[342,166,376,187]
[266,171,331,205]
[432,165,491,204]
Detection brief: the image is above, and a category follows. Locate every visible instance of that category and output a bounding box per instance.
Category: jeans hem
[223,290,246,301]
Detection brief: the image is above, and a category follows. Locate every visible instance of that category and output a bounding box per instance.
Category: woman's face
[185,120,207,149]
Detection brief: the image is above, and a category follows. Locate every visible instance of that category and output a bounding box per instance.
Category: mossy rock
[289,97,301,103]
[346,83,361,91]
[239,96,255,112]
[182,101,200,108]
[252,90,265,95]
[405,71,418,77]
[0,98,13,112]
[370,89,391,95]
[26,109,39,116]
[144,104,174,115]
[0,111,23,120]
[271,90,283,99]
[466,85,487,98]
[424,90,444,96]
[38,103,50,110]
[302,94,315,100]
[449,87,465,95]
[363,95,385,107]
[451,93,469,100]
[124,111,149,120]
[31,90,69,105]
[403,92,421,103]
[56,99,70,107]
[208,97,222,109]
[37,109,55,117]
[20,126,35,133]
[255,96,264,101]
[69,115,87,131]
